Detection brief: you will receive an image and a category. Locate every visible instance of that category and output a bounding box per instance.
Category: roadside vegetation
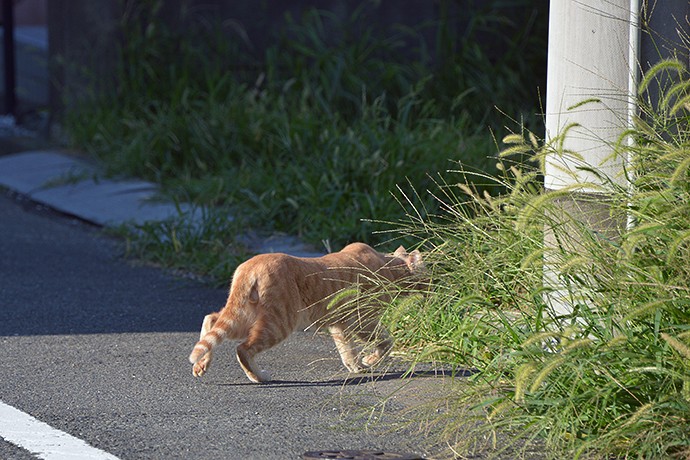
[64,0,690,458]
[381,60,690,458]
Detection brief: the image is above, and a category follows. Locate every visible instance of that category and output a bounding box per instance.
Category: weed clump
[384,60,690,459]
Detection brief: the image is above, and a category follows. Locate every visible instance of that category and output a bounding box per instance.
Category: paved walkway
[0,149,323,257]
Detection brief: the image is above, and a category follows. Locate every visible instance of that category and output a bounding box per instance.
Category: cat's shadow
[211,368,475,388]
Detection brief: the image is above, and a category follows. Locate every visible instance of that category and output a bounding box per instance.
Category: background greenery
[66,0,547,279]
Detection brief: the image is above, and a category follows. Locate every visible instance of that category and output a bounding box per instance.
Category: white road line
[0,400,120,460]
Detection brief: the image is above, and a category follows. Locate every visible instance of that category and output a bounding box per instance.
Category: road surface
[0,189,444,459]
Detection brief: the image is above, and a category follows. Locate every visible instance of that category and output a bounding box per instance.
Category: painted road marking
[0,400,120,460]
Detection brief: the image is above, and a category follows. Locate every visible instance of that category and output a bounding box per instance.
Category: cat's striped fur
[188,242,422,383]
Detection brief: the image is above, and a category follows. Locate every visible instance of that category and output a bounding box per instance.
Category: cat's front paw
[192,360,209,377]
[345,362,367,374]
[362,353,383,368]
[362,344,392,368]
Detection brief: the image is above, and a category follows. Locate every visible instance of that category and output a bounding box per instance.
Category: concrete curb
[0,150,197,226]
[0,150,324,257]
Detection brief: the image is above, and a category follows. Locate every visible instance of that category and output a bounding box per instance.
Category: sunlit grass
[381,59,690,459]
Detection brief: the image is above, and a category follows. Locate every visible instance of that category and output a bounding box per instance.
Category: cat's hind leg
[192,312,219,377]
[236,345,271,383]
[329,324,366,373]
[235,321,285,383]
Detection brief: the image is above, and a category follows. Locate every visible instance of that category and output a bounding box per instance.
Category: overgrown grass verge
[379,60,690,458]
[108,206,250,286]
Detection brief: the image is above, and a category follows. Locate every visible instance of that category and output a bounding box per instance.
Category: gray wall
[47,0,120,116]
[44,0,489,119]
[639,1,690,110]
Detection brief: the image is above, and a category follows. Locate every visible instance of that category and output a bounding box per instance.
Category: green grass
[64,1,546,282]
[380,59,690,459]
[109,205,250,287]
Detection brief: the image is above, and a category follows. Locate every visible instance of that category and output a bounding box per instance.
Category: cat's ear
[408,249,424,271]
[394,245,407,258]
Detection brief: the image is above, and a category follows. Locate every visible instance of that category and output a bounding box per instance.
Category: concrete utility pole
[545,1,639,193]
[543,0,689,317]
[543,0,639,316]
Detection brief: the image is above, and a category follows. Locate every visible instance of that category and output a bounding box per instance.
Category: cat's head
[390,246,428,293]
[393,245,424,273]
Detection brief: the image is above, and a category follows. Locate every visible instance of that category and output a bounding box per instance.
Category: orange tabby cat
[188,242,422,383]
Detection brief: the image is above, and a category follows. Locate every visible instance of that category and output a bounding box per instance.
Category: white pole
[545,0,637,190]
[627,0,640,231]
[544,0,639,316]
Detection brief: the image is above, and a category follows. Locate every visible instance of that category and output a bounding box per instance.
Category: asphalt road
[0,189,445,460]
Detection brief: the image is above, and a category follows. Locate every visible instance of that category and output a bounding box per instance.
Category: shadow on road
[0,189,228,336]
[206,368,476,388]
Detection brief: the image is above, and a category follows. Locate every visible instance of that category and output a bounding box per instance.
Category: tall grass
[383,60,690,458]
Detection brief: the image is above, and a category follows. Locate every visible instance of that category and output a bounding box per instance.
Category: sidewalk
[0,148,323,257]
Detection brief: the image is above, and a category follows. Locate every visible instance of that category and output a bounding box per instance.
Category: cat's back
[238,252,321,279]
[331,243,414,283]
[236,252,342,294]
[329,242,389,269]
[233,244,394,290]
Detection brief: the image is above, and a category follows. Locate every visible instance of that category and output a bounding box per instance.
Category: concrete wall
[47,0,121,117]
[639,1,690,110]
[46,0,451,117]
[44,0,544,121]
[178,0,449,62]
[0,0,46,25]
[0,0,48,117]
